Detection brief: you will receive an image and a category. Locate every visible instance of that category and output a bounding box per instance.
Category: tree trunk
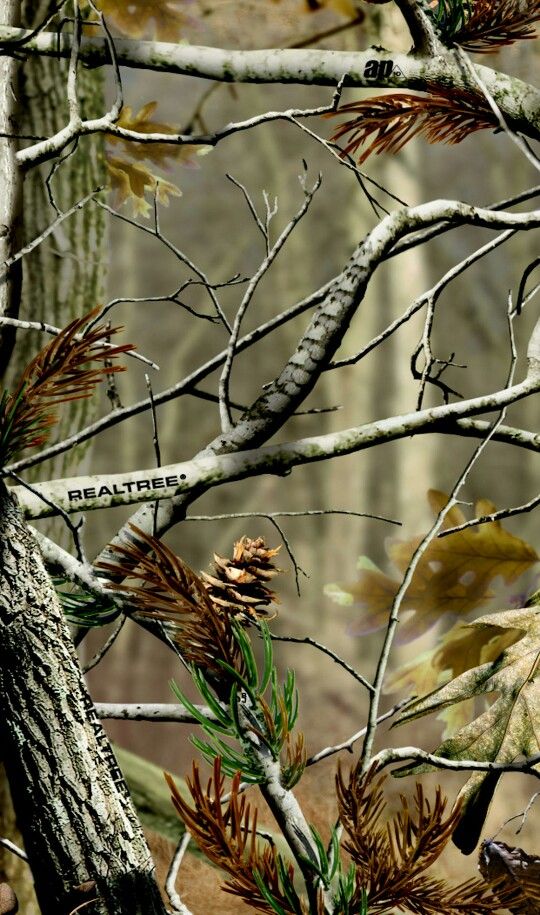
[1,3,109,907]
[0,484,167,915]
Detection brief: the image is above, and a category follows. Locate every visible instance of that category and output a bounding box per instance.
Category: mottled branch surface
[0,28,538,142]
[0,483,166,915]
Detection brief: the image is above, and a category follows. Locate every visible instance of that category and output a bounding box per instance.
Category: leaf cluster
[97,524,247,679]
[328,88,498,164]
[106,102,208,218]
[166,758,315,915]
[394,605,540,852]
[326,490,538,644]
[0,309,133,465]
[335,765,510,913]
[52,576,119,627]
[172,622,305,785]
[429,0,540,53]
[99,532,304,781]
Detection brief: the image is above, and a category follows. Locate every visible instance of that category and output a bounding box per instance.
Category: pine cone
[201,536,282,622]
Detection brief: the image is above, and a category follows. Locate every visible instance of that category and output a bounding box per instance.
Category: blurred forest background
[6,0,540,909]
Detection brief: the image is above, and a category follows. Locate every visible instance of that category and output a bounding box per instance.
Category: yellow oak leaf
[106,156,181,218]
[325,490,538,643]
[105,102,209,217]
[108,102,208,168]
[394,606,540,854]
[92,0,191,41]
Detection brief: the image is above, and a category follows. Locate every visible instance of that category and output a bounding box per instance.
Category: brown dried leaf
[106,155,182,218]
[328,88,498,162]
[325,490,538,643]
[92,0,192,41]
[479,839,540,914]
[105,102,208,217]
[108,102,207,168]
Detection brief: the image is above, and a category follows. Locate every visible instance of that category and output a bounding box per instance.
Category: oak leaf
[106,155,181,217]
[393,606,540,853]
[92,0,192,41]
[105,102,209,217]
[385,619,522,736]
[325,490,538,643]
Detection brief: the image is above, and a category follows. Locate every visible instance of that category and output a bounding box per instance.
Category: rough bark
[0,483,167,915]
[0,5,108,908]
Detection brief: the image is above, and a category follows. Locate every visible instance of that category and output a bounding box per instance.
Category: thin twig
[439,491,540,537]
[165,831,193,915]
[455,47,540,174]
[96,200,232,332]
[8,472,87,563]
[0,314,158,369]
[82,616,126,674]
[218,172,322,432]
[269,633,374,694]
[0,837,28,862]
[360,296,521,770]
[1,189,100,274]
[145,374,162,537]
[306,698,412,766]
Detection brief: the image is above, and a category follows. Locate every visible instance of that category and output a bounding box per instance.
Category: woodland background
[5,0,540,911]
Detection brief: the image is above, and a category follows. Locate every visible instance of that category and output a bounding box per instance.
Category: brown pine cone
[201,536,282,622]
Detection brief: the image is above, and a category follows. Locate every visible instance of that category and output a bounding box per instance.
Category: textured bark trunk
[0,484,167,915]
[1,3,109,907]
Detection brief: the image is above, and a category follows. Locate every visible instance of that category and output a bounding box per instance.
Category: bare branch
[94,702,216,724]
[10,366,540,520]
[165,832,193,915]
[269,633,374,694]
[1,30,538,142]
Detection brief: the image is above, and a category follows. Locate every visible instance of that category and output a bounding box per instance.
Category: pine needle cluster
[0,309,133,464]
[97,530,281,680]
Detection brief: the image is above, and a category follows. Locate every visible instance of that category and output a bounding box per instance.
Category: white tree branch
[10,365,540,520]
[0,28,538,141]
[371,746,540,776]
